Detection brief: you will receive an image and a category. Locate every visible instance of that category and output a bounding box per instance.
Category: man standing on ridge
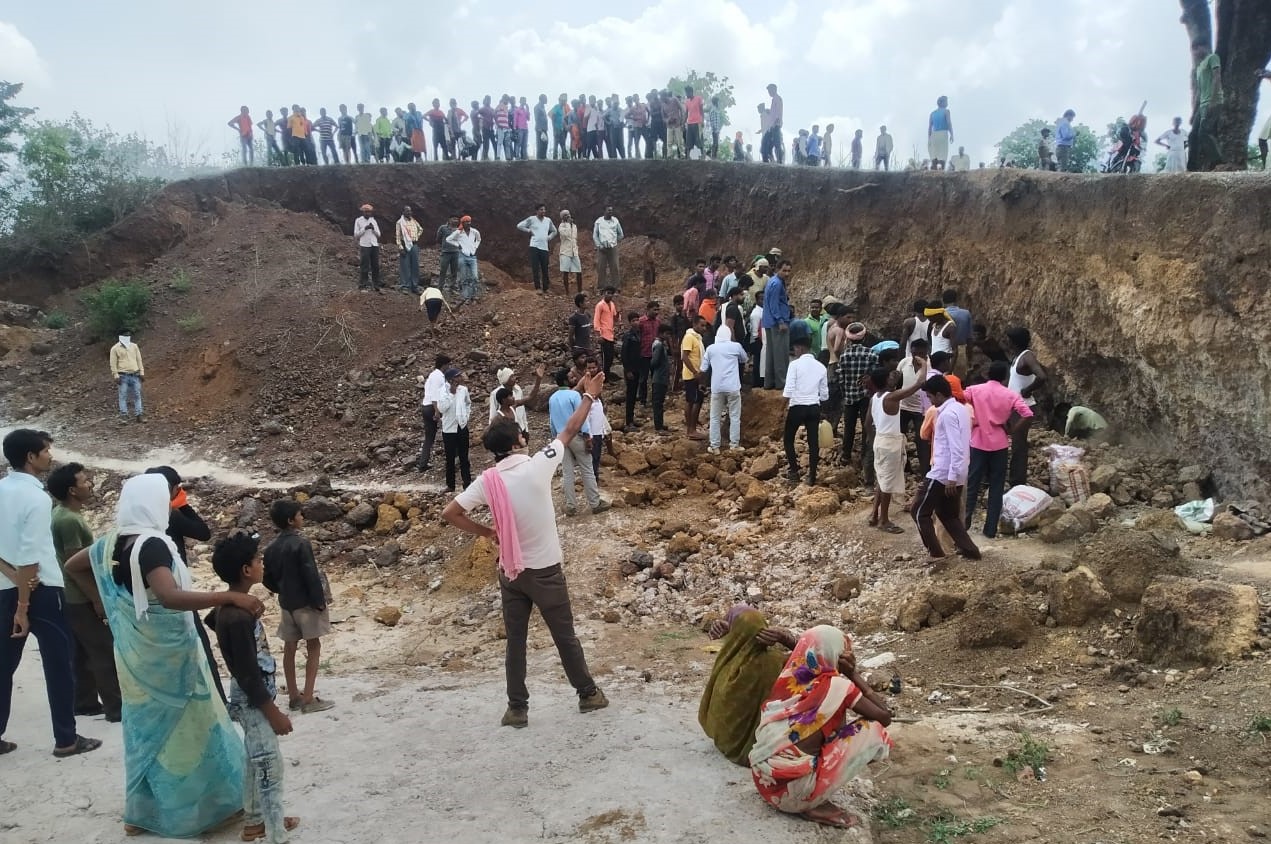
[927,96,953,171]
[875,125,893,170]
[762,83,784,163]
[395,206,423,295]
[354,204,382,293]
[437,214,461,297]
[517,204,559,293]
[593,207,624,290]
[1055,109,1076,171]
[446,215,482,302]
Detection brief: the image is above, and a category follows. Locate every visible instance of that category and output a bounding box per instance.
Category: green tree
[0,81,35,173]
[665,69,735,127]
[2,114,165,267]
[996,118,1102,171]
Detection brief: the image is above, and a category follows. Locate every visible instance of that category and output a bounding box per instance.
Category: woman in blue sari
[67,473,262,838]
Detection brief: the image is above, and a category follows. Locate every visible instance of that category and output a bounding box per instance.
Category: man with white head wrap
[699,323,749,454]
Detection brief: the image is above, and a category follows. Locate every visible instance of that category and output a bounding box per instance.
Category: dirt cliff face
[4,163,1267,496]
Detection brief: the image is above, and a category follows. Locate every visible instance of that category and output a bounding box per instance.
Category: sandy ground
[1,643,880,844]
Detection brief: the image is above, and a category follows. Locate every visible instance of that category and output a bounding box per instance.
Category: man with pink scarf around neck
[443,369,610,729]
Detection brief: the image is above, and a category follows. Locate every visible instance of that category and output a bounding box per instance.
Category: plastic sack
[818,419,834,445]
[1001,485,1054,531]
[1045,444,1090,504]
[1173,498,1215,524]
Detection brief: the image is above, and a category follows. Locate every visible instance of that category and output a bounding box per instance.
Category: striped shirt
[313,116,337,141]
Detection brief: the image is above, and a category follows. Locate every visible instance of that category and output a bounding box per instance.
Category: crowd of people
[0,434,335,840]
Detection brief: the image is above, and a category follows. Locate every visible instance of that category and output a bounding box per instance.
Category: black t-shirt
[569,312,592,349]
[111,536,174,591]
[338,115,355,136]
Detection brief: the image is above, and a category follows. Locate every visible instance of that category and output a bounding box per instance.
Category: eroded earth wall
[9,163,1269,496]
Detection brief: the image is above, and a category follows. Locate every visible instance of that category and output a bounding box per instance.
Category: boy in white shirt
[436,368,472,492]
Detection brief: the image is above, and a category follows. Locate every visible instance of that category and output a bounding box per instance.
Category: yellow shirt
[288,114,309,139]
[681,329,704,381]
[109,343,144,377]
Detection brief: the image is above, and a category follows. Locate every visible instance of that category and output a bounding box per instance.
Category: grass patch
[42,311,68,329]
[1003,732,1050,778]
[933,769,952,790]
[82,279,150,338]
[871,797,918,829]
[1249,714,1271,735]
[169,270,192,293]
[176,312,206,333]
[927,814,1003,844]
[1160,707,1183,727]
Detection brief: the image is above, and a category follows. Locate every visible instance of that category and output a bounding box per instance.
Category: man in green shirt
[49,463,121,722]
[803,299,829,362]
[1191,43,1224,169]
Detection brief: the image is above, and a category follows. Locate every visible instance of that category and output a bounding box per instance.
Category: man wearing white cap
[353,204,382,292]
[834,322,878,467]
[557,211,581,295]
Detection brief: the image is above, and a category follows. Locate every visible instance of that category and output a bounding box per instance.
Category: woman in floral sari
[67,474,261,838]
[749,625,894,829]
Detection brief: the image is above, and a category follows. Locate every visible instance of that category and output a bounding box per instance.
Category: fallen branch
[836,183,879,194]
[937,682,1054,712]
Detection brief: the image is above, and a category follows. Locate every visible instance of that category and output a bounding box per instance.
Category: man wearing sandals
[0,429,102,759]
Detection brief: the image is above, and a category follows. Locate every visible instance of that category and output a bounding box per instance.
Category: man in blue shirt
[1055,109,1076,171]
[762,259,794,390]
[0,429,101,757]
[941,289,974,372]
[806,125,823,165]
[547,369,606,515]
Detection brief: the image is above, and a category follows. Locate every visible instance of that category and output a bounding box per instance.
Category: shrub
[42,311,69,329]
[169,270,192,293]
[177,312,205,333]
[81,279,150,338]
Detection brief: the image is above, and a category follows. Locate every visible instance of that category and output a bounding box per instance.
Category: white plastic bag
[1001,485,1054,531]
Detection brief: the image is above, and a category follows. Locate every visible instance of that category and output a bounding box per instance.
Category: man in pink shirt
[913,375,980,561]
[962,360,1034,538]
[684,85,704,157]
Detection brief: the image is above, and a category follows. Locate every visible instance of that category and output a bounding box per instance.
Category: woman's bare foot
[801,803,860,829]
[241,817,300,841]
[124,823,145,836]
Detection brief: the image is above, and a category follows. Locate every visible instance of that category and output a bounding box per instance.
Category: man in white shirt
[950,146,972,172]
[442,371,610,729]
[781,325,829,485]
[700,324,748,454]
[436,368,472,492]
[897,338,931,476]
[592,207,624,290]
[557,210,582,295]
[516,204,558,293]
[912,376,981,561]
[416,354,451,471]
[445,215,482,302]
[0,429,102,757]
[395,205,424,294]
[353,204,382,293]
[749,303,765,388]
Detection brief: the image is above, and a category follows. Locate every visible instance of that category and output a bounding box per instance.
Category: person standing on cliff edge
[928,96,953,171]
[354,204,382,293]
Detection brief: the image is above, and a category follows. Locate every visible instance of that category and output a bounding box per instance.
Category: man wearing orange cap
[353,204,382,292]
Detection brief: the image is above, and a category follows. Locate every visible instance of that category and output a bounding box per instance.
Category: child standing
[586,362,619,478]
[263,499,334,715]
[210,531,300,844]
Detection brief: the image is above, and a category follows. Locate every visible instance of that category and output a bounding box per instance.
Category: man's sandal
[53,735,102,758]
[241,817,300,841]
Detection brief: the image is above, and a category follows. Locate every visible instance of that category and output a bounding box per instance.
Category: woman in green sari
[698,604,796,766]
[67,474,262,838]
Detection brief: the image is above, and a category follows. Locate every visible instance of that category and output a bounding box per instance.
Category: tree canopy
[995,118,1102,171]
[665,70,735,127]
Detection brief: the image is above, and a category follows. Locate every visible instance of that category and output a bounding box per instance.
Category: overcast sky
[2,1,1260,169]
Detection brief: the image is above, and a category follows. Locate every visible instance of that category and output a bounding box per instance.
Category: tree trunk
[1214,0,1271,168]
[1181,0,1271,170]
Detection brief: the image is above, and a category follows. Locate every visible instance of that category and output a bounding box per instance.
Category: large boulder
[1038,512,1093,544]
[1072,527,1187,603]
[957,581,1033,649]
[739,480,770,514]
[346,502,377,528]
[616,449,650,475]
[301,496,344,523]
[1211,512,1254,541]
[1135,577,1260,665]
[796,487,841,518]
[750,452,781,481]
[896,587,966,632]
[1048,565,1112,626]
[373,503,402,534]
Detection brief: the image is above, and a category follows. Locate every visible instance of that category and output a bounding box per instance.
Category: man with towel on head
[443,369,611,729]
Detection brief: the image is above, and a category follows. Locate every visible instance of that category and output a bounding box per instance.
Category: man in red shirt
[684,86,704,158]
[637,301,661,405]
[477,96,496,160]
[227,106,254,166]
[963,360,1034,538]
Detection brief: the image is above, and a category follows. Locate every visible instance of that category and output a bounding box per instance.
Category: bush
[82,279,150,338]
[42,311,69,329]
[176,312,205,333]
[169,270,191,293]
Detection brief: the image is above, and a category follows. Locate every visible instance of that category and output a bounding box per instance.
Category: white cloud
[0,22,50,88]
